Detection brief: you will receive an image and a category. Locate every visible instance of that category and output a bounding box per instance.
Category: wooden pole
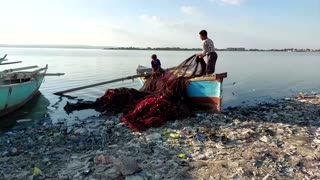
[0,61,22,66]
[54,74,147,95]
[52,55,200,96]
[45,73,65,76]
[0,54,7,61]
[54,64,180,96]
[0,65,39,75]
[1,54,7,59]
[54,64,181,96]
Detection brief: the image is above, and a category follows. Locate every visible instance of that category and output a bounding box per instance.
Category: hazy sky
[0,0,319,49]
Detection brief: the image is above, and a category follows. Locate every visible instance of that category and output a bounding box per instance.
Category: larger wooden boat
[0,65,48,117]
[137,65,227,112]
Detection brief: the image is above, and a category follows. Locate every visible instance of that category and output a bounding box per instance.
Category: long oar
[54,74,148,96]
[54,66,178,96]
[0,65,39,75]
[54,55,196,96]
[45,73,65,76]
[0,61,22,66]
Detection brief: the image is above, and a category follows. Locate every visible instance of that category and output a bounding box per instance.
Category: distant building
[226,47,246,51]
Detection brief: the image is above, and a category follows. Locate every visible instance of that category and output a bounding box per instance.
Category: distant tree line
[104,47,320,52]
[106,47,202,51]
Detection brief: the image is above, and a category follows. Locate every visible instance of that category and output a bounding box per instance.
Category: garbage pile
[0,93,319,179]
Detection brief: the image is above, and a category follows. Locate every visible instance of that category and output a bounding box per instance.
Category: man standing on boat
[198,30,218,75]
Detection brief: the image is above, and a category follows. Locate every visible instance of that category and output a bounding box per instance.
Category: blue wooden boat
[0,65,48,117]
[137,65,227,112]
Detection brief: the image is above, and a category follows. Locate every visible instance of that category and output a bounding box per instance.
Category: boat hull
[186,79,223,112]
[0,75,45,117]
[136,65,227,112]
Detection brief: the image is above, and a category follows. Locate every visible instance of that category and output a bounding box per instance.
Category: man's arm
[151,61,155,73]
[198,41,207,58]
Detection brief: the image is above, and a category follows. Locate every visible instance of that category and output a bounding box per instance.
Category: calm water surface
[1,48,320,127]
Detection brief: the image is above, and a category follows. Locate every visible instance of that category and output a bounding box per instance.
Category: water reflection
[0,92,50,130]
[1,48,320,129]
[47,95,99,125]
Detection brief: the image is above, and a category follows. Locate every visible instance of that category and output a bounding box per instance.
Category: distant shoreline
[105,47,320,52]
[105,47,202,51]
[0,45,319,52]
[0,45,108,50]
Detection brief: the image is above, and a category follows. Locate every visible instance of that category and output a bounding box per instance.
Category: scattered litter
[178,153,186,159]
[228,161,239,168]
[33,167,45,177]
[95,154,112,165]
[145,133,162,141]
[196,132,206,142]
[113,156,140,176]
[1,93,320,179]
[313,139,320,144]
[169,133,180,139]
[259,136,269,143]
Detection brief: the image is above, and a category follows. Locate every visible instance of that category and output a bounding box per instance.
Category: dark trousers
[207,52,218,74]
[195,57,207,77]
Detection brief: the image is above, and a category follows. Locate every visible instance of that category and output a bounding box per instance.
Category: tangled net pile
[65,55,207,131]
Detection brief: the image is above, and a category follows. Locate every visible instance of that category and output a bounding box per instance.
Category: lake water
[1,48,320,127]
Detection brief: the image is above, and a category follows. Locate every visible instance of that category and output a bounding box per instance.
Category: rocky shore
[0,93,319,179]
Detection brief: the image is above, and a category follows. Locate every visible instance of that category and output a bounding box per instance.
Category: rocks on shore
[0,93,319,179]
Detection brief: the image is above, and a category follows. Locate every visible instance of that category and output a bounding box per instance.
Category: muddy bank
[0,93,319,179]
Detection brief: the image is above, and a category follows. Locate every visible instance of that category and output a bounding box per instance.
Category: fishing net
[65,54,207,131]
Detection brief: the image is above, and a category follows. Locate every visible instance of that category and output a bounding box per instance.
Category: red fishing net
[95,88,146,114]
[121,75,192,131]
[65,55,206,131]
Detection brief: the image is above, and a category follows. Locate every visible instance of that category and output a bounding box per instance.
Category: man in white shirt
[198,30,218,74]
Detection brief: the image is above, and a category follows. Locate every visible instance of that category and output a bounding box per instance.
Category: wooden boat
[0,54,7,64]
[0,65,48,117]
[137,65,227,112]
